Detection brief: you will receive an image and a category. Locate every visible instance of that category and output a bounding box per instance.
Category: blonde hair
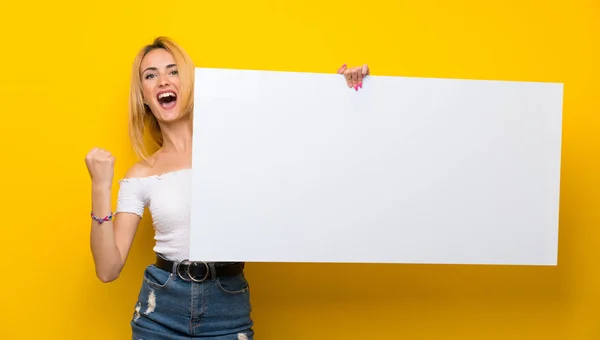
[128,36,195,160]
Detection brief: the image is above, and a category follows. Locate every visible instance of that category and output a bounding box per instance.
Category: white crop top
[115,168,192,261]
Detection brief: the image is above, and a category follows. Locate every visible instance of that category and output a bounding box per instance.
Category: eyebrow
[142,63,177,74]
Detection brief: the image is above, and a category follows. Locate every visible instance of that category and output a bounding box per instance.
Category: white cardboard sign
[189,68,563,265]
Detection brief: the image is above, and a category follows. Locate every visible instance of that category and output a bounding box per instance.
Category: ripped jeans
[131,264,254,340]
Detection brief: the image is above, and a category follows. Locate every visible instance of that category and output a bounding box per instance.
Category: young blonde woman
[85,36,370,339]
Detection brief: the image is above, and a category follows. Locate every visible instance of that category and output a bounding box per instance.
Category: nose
[158,73,170,87]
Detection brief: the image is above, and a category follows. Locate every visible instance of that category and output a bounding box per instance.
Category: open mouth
[157,91,177,110]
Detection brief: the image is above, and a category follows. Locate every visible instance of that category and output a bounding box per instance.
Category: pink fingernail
[354,85,358,91]
[359,82,362,88]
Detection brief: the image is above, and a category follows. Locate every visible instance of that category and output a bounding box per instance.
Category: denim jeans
[130,263,254,339]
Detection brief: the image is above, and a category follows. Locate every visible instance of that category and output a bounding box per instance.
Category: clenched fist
[85,147,115,189]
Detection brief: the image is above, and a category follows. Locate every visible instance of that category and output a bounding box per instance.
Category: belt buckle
[175,259,209,283]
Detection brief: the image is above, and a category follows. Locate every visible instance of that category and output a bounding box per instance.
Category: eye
[170,69,179,76]
[144,73,156,80]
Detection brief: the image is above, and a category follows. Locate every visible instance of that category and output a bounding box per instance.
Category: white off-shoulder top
[115,168,192,261]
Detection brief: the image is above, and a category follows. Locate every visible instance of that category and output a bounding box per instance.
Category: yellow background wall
[1,0,598,339]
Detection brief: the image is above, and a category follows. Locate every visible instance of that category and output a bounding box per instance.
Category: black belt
[155,254,244,283]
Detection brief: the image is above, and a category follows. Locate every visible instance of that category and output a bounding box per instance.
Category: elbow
[91,252,125,283]
[97,274,118,283]
[96,269,120,283]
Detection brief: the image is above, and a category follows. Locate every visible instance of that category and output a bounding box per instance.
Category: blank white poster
[189,68,563,265]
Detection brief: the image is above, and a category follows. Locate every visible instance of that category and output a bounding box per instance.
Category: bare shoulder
[123,157,156,179]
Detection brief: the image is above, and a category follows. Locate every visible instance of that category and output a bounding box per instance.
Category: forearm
[90,185,123,282]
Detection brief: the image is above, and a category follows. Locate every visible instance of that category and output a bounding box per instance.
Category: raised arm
[85,148,143,283]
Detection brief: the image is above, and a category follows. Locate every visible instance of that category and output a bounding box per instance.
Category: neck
[159,118,192,154]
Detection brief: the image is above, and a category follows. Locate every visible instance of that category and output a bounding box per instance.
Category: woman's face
[140,48,181,122]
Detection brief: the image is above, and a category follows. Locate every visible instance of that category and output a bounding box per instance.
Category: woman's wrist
[92,182,112,193]
[91,183,112,217]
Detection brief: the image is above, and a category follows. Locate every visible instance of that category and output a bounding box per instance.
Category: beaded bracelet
[91,212,113,224]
